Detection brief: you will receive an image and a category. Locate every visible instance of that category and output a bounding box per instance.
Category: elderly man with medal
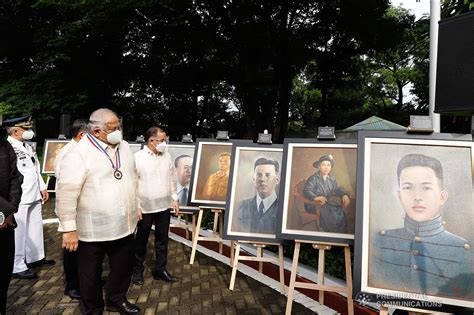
[55,108,140,315]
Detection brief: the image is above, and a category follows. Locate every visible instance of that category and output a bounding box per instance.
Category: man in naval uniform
[5,115,55,280]
[371,154,472,299]
[235,157,280,234]
[201,152,231,201]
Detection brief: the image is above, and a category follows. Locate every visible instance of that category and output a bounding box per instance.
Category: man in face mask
[5,115,55,280]
[56,108,140,314]
[131,126,180,285]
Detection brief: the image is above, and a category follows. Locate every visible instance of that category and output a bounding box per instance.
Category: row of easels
[183,206,354,315]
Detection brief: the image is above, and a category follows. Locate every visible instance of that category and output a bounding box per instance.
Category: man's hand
[138,208,143,221]
[62,231,79,252]
[0,214,13,230]
[342,195,350,208]
[314,196,327,206]
[171,200,180,215]
[41,190,49,203]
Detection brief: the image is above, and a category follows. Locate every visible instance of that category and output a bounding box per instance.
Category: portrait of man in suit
[235,157,280,234]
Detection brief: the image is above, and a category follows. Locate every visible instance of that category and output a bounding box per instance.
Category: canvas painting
[278,141,357,243]
[224,145,283,242]
[356,134,474,309]
[42,140,70,174]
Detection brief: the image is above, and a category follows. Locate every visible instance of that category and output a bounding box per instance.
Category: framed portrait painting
[167,142,195,209]
[41,139,70,174]
[276,139,357,244]
[189,139,251,207]
[223,144,283,242]
[354,131,474,310]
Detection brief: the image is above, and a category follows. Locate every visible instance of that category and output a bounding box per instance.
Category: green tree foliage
[0,0,430,140]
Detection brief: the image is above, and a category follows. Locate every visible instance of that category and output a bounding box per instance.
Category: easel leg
[229,242,241,291]
[285,242,301,315]
[218,210,223,254]
[230,240,234,265]
[344,246,354,315]
[189,209,204,265]
[191,213,196,240]
[278,244,285,294]
[318,248,326,305]
[212,209,219,237]
[257,245,263,273]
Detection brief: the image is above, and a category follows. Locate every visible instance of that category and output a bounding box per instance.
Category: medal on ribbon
[87,133,123,180]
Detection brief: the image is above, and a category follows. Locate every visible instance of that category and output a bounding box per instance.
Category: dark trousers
[0,228,14,315]
[63,249,79,291]
[77,234,134,314]
[133,209,170,275]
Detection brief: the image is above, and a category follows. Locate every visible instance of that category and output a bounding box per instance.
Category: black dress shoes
[27,258,56,268]
[12,269,38,280]
[152,270,178,283]
[106,300,140,315]
[131,273,144,285]
[64,288,81,300]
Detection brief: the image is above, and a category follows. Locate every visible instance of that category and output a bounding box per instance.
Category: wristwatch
[0,212,5,225]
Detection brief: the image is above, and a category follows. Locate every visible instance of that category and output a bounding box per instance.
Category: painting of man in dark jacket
[303,154,350,233]
[236,157,280,234]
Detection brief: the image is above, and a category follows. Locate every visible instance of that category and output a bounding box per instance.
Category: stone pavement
[6,212,318,314]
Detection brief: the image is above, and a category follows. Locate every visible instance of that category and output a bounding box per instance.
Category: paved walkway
[6,202,320,314]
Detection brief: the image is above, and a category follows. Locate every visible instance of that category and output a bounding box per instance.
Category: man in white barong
[56,108,140,315]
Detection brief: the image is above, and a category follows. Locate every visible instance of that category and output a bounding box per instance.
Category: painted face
[218,155,231,172]
[253,164,279,199]
[176,156,193,186]
[319,160,332,176]
[397,166,448,222]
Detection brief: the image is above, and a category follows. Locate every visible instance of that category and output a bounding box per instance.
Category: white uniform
[7,136,47,273]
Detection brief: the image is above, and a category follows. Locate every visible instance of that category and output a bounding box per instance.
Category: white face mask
[21,130,35,141]
[156,141,167,153]
[106,130,122,145]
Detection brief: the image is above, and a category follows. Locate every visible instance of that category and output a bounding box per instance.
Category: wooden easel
[190,206,234,265]
[170,206,199,240]
[229,240,285,294]
[45,175,56,193]
[285,240,353,315]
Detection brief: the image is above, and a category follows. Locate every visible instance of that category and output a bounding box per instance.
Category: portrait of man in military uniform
[190,141,233,205]
[363,139,474,307]
[42,140,69,174]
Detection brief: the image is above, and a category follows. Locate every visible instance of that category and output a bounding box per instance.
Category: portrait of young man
[226,147,283,240]
[367,145,474,303]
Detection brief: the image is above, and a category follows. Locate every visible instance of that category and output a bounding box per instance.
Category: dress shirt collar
[89,134,118,153]
[7,135,24,147]
[256,191,277,214]
[403,214,445,237]
[176,181,189,194]
[144,144,165,157]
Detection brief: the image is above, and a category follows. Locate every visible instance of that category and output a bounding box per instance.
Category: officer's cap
[2,115,34,129]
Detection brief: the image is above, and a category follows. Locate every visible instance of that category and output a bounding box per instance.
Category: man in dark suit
[0,137,23,315]
[236,158,280,234]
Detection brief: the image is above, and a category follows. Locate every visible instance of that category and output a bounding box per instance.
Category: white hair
[87,108,118,132]
[6,127,16,135]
